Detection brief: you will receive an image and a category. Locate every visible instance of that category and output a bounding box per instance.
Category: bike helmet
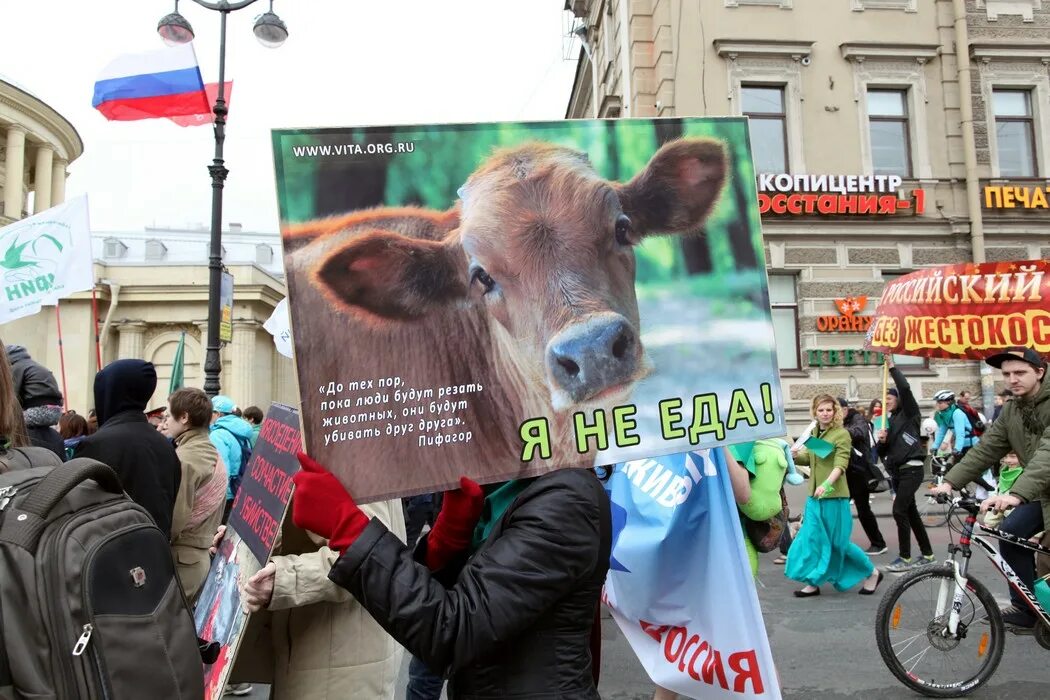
[933,389,955,403]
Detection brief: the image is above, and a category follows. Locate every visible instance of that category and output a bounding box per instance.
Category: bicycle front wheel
[875,564,1005,697]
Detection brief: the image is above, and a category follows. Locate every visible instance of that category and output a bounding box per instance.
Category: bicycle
[918,455,966,529]
[876,492,1050,697]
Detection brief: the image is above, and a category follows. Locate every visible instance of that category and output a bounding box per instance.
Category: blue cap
[211,395,236,414]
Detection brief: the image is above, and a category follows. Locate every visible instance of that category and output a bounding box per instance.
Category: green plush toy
[730,438,802,576]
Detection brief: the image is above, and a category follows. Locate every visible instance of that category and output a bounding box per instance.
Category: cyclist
[932,389,996,498]
[931,347,1049,632]
[931,389,978,461]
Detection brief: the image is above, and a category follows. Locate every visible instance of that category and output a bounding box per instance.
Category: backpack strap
[0,458,123,551]
[0,604,10,696]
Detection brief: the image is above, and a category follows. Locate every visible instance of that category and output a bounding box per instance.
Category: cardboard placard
[272,118,785,502]
[194,404,300,699]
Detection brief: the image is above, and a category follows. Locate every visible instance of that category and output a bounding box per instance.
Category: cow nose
[546,313,639,404]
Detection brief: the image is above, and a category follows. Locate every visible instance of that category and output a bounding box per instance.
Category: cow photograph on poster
[272,118,784,502]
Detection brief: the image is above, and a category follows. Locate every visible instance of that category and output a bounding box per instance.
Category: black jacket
[329,468,611,699]
[842,408,872,471]
[5,345,63,409]
[877,367,925,471]
[72,360,181,538]
[27,425,65,461]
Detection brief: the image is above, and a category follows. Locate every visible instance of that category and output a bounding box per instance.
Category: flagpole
[91,283,102,371]
[880,357,889,430]
[55,300,69,412]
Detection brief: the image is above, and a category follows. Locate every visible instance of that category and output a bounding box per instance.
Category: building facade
[565,0,1049,432]
[3,224,295,416]
[1,76,82,225]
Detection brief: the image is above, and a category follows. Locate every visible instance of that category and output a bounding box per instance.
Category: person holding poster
[787,395,883,597]
[290,454,610,699]
[876,358,936,573]
[230,501,408,699]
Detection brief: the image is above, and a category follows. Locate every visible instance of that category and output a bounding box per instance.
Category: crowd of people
[2,338,1048,699]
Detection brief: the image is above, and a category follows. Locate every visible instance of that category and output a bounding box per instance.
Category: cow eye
[470,265,497,294]
[615,214,634,246]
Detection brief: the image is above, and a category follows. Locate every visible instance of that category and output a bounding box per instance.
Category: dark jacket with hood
[843,407,874,471]
[5,345,65,459]
[328,468,611,700]
[877,367,926,471]
[73,360,181,538]
[5,345,62,410]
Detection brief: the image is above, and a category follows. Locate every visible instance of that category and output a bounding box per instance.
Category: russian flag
[92,44,211,121]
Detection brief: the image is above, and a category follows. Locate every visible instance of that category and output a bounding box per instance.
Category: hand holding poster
[865,260,1050,360]
[195,404,301,699]
[272,118,785,502]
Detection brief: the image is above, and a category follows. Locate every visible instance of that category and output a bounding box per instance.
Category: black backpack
[956,403,986,438]
[847,416,890,493]
[0,448,205,700]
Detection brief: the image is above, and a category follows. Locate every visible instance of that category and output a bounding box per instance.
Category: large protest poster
[194,404,300,699]
[272,118,784,502]
[604,449,781,699]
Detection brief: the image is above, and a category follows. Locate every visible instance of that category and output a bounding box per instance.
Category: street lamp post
[157,0,288,397]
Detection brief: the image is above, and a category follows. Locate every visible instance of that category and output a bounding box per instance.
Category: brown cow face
[313,138,727,410]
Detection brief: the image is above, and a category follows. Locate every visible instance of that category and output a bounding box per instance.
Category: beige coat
[171,427,227,600]
[231,499,407,700]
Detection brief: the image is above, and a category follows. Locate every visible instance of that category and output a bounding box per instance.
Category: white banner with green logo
[0,195,92,324]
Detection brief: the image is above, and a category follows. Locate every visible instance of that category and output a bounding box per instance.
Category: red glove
[292,452,369,552]
[424,476,485,571]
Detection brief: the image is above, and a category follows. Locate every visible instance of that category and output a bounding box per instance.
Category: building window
[144,239,167,261]
[993,89,1037,177]
[742,85,788,173]
[768,274,800,370]
[256,244,274,265]
[725,0,793,7]
[867,88,912,177]
[103,238,127,259]
[881,272,928,369]
[851,0,917,11]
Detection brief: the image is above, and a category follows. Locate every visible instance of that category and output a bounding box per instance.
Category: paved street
[591,487,1049,699]
[242,488,1047,699]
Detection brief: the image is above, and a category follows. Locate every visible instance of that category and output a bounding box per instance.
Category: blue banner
[604,448,781,699]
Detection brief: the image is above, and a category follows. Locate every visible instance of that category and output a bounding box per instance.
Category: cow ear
[312,230,468,320]
[617,138,727,235]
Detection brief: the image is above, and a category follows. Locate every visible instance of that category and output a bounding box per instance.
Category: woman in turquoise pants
[787,394,884,597]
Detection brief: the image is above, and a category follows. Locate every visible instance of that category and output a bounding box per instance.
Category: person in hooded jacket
[73,360,182,539]
[840,398,887,555]
[290,453,611,700]
[209,395,254,522]
[4,344,65,460]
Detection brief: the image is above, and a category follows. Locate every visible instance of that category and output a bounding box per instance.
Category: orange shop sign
[757,173,926,216]
[817,296,874,332]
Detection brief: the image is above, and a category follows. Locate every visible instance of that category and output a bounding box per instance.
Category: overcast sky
[2,1,579,232]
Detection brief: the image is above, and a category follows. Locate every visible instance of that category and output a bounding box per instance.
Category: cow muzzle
[546,312,640,406]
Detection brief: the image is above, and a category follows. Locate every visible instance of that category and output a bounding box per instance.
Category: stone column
[33,144,53,213]
[51,158,67,205]
[229,320,262,407]
[116,321,148,360]
[3,126,26,218]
